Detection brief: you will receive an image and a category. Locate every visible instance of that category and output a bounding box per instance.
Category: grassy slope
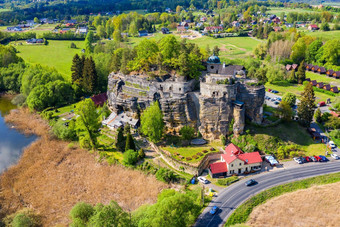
[225,172,340,226]
[248,121,325,156]
[12,40,85,80]
[305,30,340,40]
[267,7,318,14]
[306,71,340,85]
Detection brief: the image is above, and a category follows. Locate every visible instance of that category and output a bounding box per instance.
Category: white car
[331,153,339,160]
[293,157,302,164]
[198,176,209,184]
[329,141,337,149]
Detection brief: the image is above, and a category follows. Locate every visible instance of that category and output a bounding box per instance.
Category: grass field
[226,172,340,226]
[306,71,340,86]
[247,121,326,157]
[267,7,317,14]
[162,141,222,163]
[128,33,260,60]
[12,40,85,80]
[305,30,340,40]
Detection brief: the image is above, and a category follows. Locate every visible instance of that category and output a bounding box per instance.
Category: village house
[138,30,148,37]
[200,17,207,22]
[331,86,339,93]
[333,71,340,79]
[204,26,223,33]
[26,38,44,44]
[317,66,326,74]
[316,82,324,88]
[177,26,187,33]
[285,64,298,71]
[7,26,22,32]
[273,27,281,32]
[308,24,319,31]
[273,17,280,24]
[326,69,335,76]
[76,27,88,34]
[311,65,319,72]
[209,143,262,178]
[231,21,240,27]
[306,64,313,70]
[310,80,317,86]
[323,84,331,91]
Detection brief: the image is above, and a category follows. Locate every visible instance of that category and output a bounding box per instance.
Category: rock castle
[107,55,265,140]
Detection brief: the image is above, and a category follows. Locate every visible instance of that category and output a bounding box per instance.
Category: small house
[177,26,187,33]
[7,26,22,32]
[333,71,340,79]
[323,84,331,91]
[292,64,298,70]
[273,17,280,24]
[316,82,324,88]
[231,21,240,27]
[326,69,334,76]
[273,27,281,32]
[76,27,88,34]
[317,67,326,74]
[311,65,319,72]
[180,22,189,29]
[331,86,339,93]
[308,24,319,30]
[306,64,313,71]
[200,17,207,22]
[305,78,311,82]
[286,64,292,71]
[26,38,44,44]
[204,26,223,33]
[310,80,317,86]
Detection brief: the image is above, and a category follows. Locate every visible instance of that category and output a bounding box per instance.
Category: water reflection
[0,96,36,173]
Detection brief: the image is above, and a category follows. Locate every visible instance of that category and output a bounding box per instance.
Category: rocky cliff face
[107,73,265,140]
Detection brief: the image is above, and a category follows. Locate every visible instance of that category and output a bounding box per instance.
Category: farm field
[12,40,85,80]
[247,182,340,226]
[267,7,317,14]
[32,23,58,35]
[306,30,340,40]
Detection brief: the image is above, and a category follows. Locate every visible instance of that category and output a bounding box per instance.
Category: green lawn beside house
[11,40,85,80]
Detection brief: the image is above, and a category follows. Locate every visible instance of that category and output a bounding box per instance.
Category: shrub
[192,155,198,159]
[123,149,138,166]
[3,209,41,227]
[186,157,192,161]
[210,147,215,151]
[70,42,77,48]
[217,176,239,186]
[155,168,176,183]
[220,134,226,146]
[52,119,77,141]
[282,93,296,106]
[70,202,94,226]
[203,150,208,153]
[138,148,145,159]
[197,152,203,156]
[11,94,26,106]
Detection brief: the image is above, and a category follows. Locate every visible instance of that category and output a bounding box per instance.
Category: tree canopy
[140,101,164,143]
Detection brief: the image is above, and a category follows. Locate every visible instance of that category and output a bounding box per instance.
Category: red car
[304,156,311,162]
[268,89,272,92]
[318,101,326,107]
[314,155,322,162]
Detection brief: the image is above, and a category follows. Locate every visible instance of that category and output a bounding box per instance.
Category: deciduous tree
[141,101,164,143]
[297,83,315,127]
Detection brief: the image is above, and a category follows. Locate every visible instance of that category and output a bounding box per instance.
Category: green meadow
[12,40,85,80]
[305,30,340,41]
[267,7,316,14]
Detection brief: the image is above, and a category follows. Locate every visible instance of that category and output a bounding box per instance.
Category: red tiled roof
[310,24,319,28]
[210,162,228,174]
[331,111,340,117]
[90,93,107,106]
[238,152,262,164]
[222,143,262,165]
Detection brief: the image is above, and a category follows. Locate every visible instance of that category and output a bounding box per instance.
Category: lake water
[0,97,36,173]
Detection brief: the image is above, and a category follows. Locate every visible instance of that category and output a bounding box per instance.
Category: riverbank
[0,108,167,226]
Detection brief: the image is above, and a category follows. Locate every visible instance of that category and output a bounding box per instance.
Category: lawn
[161,140,222,163]
[267,7,317,14]
[32,24,58,35]
[12,40,85,80]
[247,121,327,157]
[265,81,339,103]
[305,30,340,41]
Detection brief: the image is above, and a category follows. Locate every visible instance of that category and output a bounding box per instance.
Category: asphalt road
[194,161,340,227]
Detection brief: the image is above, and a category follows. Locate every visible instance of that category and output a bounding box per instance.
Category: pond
[0,96,36,173]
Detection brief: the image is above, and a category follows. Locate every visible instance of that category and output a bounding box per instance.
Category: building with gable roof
[209,143,262,177]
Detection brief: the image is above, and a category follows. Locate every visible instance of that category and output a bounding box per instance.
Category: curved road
[195,161,340,227]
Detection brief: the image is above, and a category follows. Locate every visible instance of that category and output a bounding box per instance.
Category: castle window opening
[211,66,214,69]
[179,88,182,91]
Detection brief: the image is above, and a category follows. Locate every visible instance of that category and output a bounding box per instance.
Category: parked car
[329,141,337,149]
[304,156,311,162]
[210,206,218,215]
[293,157,302,164]
[314,155,322,162]
[198,176,209,184]
[319,155,328,162]
[331,153,339,160]
[274,101,280,105]
[268,89,272,92]
[299,156,306,163]
[318,101,326,107]
[245,179,257,186]
[310,156,317,162]
[276,97,282,101]
[271,90,279,93]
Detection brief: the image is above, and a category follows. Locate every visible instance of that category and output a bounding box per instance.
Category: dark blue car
[319,155,329,162]
[210,206,218,215]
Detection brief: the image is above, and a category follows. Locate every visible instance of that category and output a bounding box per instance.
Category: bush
[217,176,239,186]
[197,152,203,156]
[70,202,94,226]
[123,149,138,166]
[11,94,26,106]
[220,134,226,146]
[70,42,77,48]
[155,168,176,183]
[203,150,208,153]
[186,157,192,161]
[52,119,77,141]
[282,93,296,106]
[138,148,145,159]
[3,209,41,227]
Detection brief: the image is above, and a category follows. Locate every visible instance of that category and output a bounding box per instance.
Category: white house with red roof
[209,143,262,178]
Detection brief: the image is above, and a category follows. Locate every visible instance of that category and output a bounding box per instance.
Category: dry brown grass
[1,108,167,226]
[247,182,340,227]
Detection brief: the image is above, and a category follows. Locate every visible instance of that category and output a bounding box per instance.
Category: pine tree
[115,127,126,152]
[297,61,306,84]
[82,57,97,95]
[314,108,322,123]
[125,133,136,151]
[297,83,315,127]
[288,69,296,83]
[71,54,83,84]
